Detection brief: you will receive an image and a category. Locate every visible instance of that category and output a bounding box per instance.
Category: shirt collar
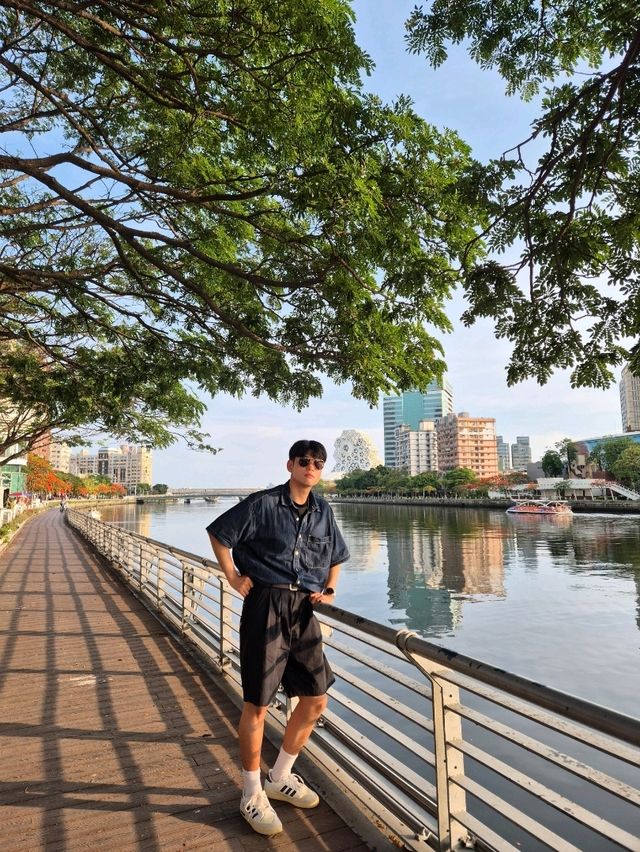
[279,481,319,511]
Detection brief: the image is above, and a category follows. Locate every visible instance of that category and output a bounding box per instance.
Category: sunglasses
[297,457,325,470]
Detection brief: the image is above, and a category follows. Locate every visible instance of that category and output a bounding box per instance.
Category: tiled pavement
[0,511,369,851]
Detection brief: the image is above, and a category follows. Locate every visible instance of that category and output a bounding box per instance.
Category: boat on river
[506,499,573,515]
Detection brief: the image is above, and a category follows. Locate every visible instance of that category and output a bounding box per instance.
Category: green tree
[442,467,477,492]
[411,471,442,492]
[541,450,564,477]
[588,438,634,472]
[407,0,640,388]
[151,484,169,495]
[0,1,485,461]
[611,446,640,488]
[555,439,578,475]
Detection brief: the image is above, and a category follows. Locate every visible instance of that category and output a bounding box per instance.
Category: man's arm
[208,533,254,598]
[310,564,341,604]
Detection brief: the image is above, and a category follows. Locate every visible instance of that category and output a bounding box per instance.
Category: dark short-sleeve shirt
[206,483,349,592]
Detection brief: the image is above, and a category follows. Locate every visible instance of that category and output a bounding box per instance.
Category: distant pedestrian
[206,439,349,836]
[59,498,66,513]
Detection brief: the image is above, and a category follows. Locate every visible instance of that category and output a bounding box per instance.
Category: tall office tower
[510,436,531,471]
[436,412,499,478]
[383,380,453,467]
[496,436,511,471]
[620,364,640,432]
[395,420,438,476]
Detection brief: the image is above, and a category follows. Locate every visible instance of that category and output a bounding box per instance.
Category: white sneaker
[265,771,320,808]
[240,790,283,836]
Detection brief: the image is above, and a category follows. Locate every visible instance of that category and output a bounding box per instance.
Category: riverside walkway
[0,511,369,851]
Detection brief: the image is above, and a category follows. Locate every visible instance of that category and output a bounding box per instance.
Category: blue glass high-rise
[383,381,454,468]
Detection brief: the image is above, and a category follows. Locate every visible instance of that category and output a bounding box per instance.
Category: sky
[153,0,623,489]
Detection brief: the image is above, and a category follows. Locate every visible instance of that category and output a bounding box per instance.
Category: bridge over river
[133,488,258,503]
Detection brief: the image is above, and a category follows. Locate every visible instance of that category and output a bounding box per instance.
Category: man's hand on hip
[230,574,254,597]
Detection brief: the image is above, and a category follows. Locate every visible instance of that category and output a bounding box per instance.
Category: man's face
[287,455,324,489]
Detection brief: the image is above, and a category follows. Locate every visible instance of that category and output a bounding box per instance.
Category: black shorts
[239,585,335,707]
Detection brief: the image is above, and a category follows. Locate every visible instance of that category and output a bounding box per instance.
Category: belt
[270,583,311,592]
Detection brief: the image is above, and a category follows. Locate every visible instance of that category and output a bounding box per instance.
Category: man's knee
[297,694,328,720]
[241,702,269,726]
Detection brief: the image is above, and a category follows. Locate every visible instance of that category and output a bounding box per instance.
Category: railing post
[431,673,467,850]
[156,551,165,611]
[139,541,151,592]
[396,633,468,851]
[218,577,233,671]
[182,560,194,636]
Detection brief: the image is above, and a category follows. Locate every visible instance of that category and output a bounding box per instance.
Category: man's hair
[288,439,327,462]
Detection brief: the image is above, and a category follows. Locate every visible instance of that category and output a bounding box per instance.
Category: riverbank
[329,495,640,514]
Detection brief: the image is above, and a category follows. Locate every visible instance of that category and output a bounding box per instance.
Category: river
[99,498,640,718]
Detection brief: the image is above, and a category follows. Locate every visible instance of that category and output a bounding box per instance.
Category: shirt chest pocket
[305,534,331,558]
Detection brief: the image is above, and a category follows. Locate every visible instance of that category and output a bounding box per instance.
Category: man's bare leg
[282,694,327,755]
[263,695,326,809]
[237,702,282,835]
[239,702,269,770]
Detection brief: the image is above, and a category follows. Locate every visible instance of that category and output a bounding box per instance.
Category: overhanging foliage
[1,0,486,457]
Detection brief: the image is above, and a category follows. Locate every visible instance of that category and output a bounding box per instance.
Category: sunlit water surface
[99,499,640,716]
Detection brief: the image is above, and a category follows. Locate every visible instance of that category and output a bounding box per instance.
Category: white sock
[242,768,262,798]
[269,747,297,782]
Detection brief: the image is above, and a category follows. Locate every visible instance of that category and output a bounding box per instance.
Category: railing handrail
[93,514,640,749]
[65,508,640,852]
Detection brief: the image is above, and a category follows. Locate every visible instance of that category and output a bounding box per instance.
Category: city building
[527,460,545,481]
[34,437,72,473]
[1,457,26,503]
[0,425,27,502]
[571,431,640,477]
[435,412,499,478]
[70,449,97,477]
[620,364,640,432]
[395,420,438,476]
[496,436,511,471]
[510,436,532,471]
[382,380,453,467]
[332,429,381,473]
[70,445,152,490]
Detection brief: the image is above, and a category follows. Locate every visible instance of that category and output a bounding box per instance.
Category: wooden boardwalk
[0,512,370,851]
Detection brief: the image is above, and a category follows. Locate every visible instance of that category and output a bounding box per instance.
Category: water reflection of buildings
[385,513,506,636]
[100,503,153,539]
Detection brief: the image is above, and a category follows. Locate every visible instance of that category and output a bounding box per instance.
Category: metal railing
[66,509,640,851]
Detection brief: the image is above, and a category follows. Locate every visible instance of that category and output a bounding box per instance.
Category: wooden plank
[0,512,367,850]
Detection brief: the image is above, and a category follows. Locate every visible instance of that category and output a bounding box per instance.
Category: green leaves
[1,0,486,454]
[408,0,640,387]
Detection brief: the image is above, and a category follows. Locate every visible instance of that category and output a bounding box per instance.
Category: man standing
[206,439,349,836]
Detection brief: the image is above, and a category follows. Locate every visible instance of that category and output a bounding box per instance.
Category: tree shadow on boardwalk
[0,512,366,851]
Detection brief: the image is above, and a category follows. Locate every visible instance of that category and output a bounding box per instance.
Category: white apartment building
[620,364,640,432]
[35,439,72,472]
[70,445,152,490]
[395,420,439,476]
